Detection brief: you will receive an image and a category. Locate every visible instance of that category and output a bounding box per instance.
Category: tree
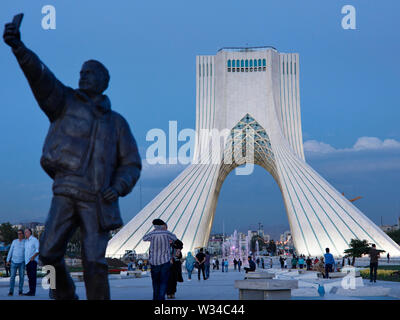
[387,229,400,245]
[343,239,385,266]
[0,222,17,245]
[250,235,264,254]
[267,240,277,255]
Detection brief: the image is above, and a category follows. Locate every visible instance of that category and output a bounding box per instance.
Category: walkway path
[1,266,399,300]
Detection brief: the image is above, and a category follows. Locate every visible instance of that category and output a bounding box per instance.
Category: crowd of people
[277,246,382,281]
[2,219,387,300]
[277,248,339,278]
[143,222,387,301]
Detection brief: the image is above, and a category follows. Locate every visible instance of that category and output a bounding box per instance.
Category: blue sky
[0,1,399,239]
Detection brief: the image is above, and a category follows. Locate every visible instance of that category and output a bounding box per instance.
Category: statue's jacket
[12,44,142,229]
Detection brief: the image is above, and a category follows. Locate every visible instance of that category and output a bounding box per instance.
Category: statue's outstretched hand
[3,22,22,49]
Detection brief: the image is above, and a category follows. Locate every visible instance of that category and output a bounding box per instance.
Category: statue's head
[79,60,110,95]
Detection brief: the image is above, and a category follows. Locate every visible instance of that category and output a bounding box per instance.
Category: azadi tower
[106,47,400,258]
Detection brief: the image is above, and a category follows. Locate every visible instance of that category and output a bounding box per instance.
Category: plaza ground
[1,258,400,300]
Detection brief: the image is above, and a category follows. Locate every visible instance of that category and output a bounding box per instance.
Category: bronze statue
[3,14,142,300]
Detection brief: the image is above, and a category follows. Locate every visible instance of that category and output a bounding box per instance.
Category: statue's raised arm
[3,14,67,122]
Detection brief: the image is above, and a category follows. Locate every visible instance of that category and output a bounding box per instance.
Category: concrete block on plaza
[342,270,361,277]
[120,270,142,278]
[317,272,348,279]
[341,267,361,277]
[244,272,274,279]
[235,279,298,300]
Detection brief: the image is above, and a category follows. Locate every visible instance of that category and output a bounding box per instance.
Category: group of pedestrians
[277,244,383,282]
[233,258,242,272]
[278,251,333,276]
[142,218,388,301]
[278,249,337,278]
[183,248,212,281]
[212,257,220,270]
[5,228,39,296]
[220,258,229,272]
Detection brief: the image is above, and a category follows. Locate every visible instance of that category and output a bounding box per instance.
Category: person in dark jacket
[3,20,142,300]
[369,244,380,283]
[167,239,183,299]
[279,256,285,269]
[3,255,11,277]
[196,248,207,280]
[233,258,238,270]
[244,256,256,273]
[237,258,242,272]
[306,256,312,271]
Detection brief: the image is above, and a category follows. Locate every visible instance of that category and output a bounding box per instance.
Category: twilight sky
[0,1,399,239]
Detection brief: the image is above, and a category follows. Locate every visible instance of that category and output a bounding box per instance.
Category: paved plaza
[1,260,400,300]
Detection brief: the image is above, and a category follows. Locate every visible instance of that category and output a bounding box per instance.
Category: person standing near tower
[195,248,206,280]
[238,258,242,272]
[6,229,25,296]
[204,250,211,279]
[324,248,335,279]
[369,244,380,283]
[23,228,39,296]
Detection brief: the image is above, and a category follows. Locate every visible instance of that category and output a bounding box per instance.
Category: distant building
[12,222,45,237]
[249,230,258,239]
[380,217,400,233]
[207,235,223,255]
[380,225,398,233]
[280,230,292,244]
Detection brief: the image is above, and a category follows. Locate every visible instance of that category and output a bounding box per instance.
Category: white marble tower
[106,47,400,258]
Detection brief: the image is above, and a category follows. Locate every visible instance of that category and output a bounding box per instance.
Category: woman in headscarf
[166,239,183,299]
[185,251,196,281]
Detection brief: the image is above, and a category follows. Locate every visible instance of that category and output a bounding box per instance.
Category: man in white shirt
[6,229,25,296]
[24,228,39,296]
